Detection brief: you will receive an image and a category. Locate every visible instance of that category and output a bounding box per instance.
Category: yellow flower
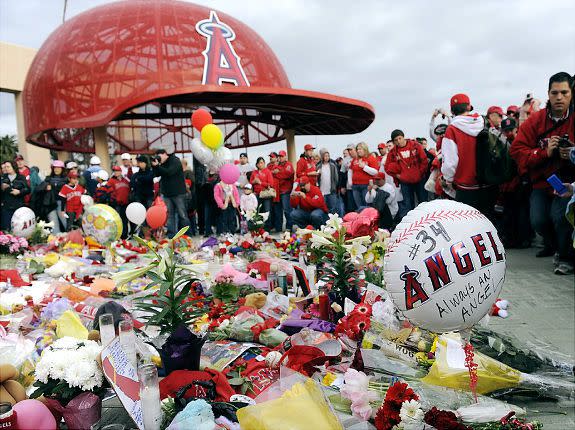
[322,372,337,386]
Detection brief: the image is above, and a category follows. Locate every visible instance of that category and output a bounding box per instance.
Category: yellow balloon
[82,204,123,245]
[201,123,223,150]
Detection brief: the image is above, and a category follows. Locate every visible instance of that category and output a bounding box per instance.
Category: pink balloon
[13,399,57,430]
[219,163,240,185]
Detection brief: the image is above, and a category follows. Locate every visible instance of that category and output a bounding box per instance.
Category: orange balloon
[191,108,212,131]
[146,205,167,229]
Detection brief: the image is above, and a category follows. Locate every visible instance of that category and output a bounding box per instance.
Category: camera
[558,134,572,148]
[151,155,161,163]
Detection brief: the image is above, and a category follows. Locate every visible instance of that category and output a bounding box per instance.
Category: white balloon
[125,202,146,226]
[80,195,94,207]
[384,200,506,333]
[11,207,36,238]
[191,137,214,165]
[208,145,233,170]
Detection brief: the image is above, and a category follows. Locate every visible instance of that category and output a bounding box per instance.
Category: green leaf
[228,377,245,386]
[171,226,189,242]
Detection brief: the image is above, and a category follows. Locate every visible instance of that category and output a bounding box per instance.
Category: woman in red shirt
[350,142,379,208]
[250,157,274,230]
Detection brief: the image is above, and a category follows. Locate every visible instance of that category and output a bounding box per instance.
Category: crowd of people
[2,72,573,274]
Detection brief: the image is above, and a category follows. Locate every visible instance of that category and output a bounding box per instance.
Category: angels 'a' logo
[196,11,250,87]
[400,265,429,311]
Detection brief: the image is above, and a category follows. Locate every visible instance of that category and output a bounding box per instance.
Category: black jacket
[1,173,30,210]
[32,174,68,218]
[370,188,394,230]
[152,155,186,197]
[130,167,155,205]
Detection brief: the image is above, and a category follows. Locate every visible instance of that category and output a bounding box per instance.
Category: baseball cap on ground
[450,93,473,111]
[121,153,131,160]
[487,106,504,116]
[501,117,517,132]
[304,144,315,151]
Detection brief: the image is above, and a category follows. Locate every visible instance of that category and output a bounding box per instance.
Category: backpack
[475,122,516,185]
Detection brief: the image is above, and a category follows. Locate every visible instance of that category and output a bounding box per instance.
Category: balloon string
[463,341,478,403]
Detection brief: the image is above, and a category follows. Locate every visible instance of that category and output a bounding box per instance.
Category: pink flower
[350,397,373,421]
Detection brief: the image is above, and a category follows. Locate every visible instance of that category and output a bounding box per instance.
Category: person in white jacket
[240,183,258,214]
[365,172,398,229]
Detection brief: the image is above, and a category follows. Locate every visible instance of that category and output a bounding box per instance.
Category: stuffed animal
[491,298,509,318]
[244,292,267,309]
[0,364,27,405]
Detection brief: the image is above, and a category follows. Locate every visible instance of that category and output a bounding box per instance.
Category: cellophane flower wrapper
[237,368,343,430]
[422,334,575,399]
[43,391,102,430]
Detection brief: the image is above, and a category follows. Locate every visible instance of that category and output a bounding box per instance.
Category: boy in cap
[296,144,319,185]
[109,166,131,238]
[240,183,258,214]
[120,153,138,179]
[58,171,86,231]
[93,169,112,205]
[274,150,295,230]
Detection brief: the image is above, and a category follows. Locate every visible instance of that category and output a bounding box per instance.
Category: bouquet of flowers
[0,231,28,254]
[27,220,54,245]
[31,337,105,403]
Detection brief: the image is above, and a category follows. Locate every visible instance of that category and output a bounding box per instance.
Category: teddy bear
[0,364,27,405]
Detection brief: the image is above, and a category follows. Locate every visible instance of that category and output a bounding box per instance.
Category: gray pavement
[490,248,574,428]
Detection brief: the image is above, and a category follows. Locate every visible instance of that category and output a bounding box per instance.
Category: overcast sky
[1,0,574,162]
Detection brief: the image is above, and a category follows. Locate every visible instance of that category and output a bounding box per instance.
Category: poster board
[101,337,144,430]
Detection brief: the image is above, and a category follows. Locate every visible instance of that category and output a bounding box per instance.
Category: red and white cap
[450,93,471,107]
[304,144,315,151]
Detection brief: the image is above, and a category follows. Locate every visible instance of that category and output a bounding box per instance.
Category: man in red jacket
[290,176,328,229]
[441,93,489,212]
[296,144,319,185]
[385,129,429,220]
[275,150,295,230]
[510,72,574,275]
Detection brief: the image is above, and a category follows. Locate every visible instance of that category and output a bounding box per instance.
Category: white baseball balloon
[11,207,36,238]
[384,200,506,333]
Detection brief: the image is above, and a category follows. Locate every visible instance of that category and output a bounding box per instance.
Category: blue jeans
[204,204,217,236]
[398,181,428,221]
[164,194,190,238]
[344,189,356,213]
[258,197,272,230]
[352,184,368,209]
[323,193,338,214]
[530,189,573,260]
[271,201,283,231]
[291,208,328,230]
[217,206,236,234]
[1,209,15,231]
[280,193,293,230]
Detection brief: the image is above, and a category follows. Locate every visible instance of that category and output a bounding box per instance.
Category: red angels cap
[304,144,315,151]
[487,106,504,116]
[299,176,310,185]
[112,166,122,171]
[278,150,287,157]
[377,143,386,149]
[269,151,278,157]
[450,93,471,108]
[506,105,519,114]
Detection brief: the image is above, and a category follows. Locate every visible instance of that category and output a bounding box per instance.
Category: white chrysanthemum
[399,400,424,429]
[34,360,50,383]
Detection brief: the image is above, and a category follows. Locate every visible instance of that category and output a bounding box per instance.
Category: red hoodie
[296,156,317,185]
[510,108,574,190]
[274,161,295,194]
[385,139,429,185]
[250,167,274,196]
[108,176,130,206]
[290,185,328,213]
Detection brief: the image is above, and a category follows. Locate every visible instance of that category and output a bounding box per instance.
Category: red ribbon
[250,318,278,342]
[463,342,478,403]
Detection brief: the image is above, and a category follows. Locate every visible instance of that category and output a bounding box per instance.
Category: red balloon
[191,109,213,132]
[146,205,167,229]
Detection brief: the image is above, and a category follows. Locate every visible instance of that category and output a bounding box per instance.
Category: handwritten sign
[101,338,144,430]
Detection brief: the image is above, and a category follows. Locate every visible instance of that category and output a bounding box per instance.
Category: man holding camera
[151,149,190,237]
[510,72,574,275]
[290,176,328,230]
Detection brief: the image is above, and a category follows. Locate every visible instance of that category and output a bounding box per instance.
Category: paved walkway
[490,248,574,428]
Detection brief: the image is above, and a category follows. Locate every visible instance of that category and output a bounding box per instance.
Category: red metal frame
[22,0,374,154]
